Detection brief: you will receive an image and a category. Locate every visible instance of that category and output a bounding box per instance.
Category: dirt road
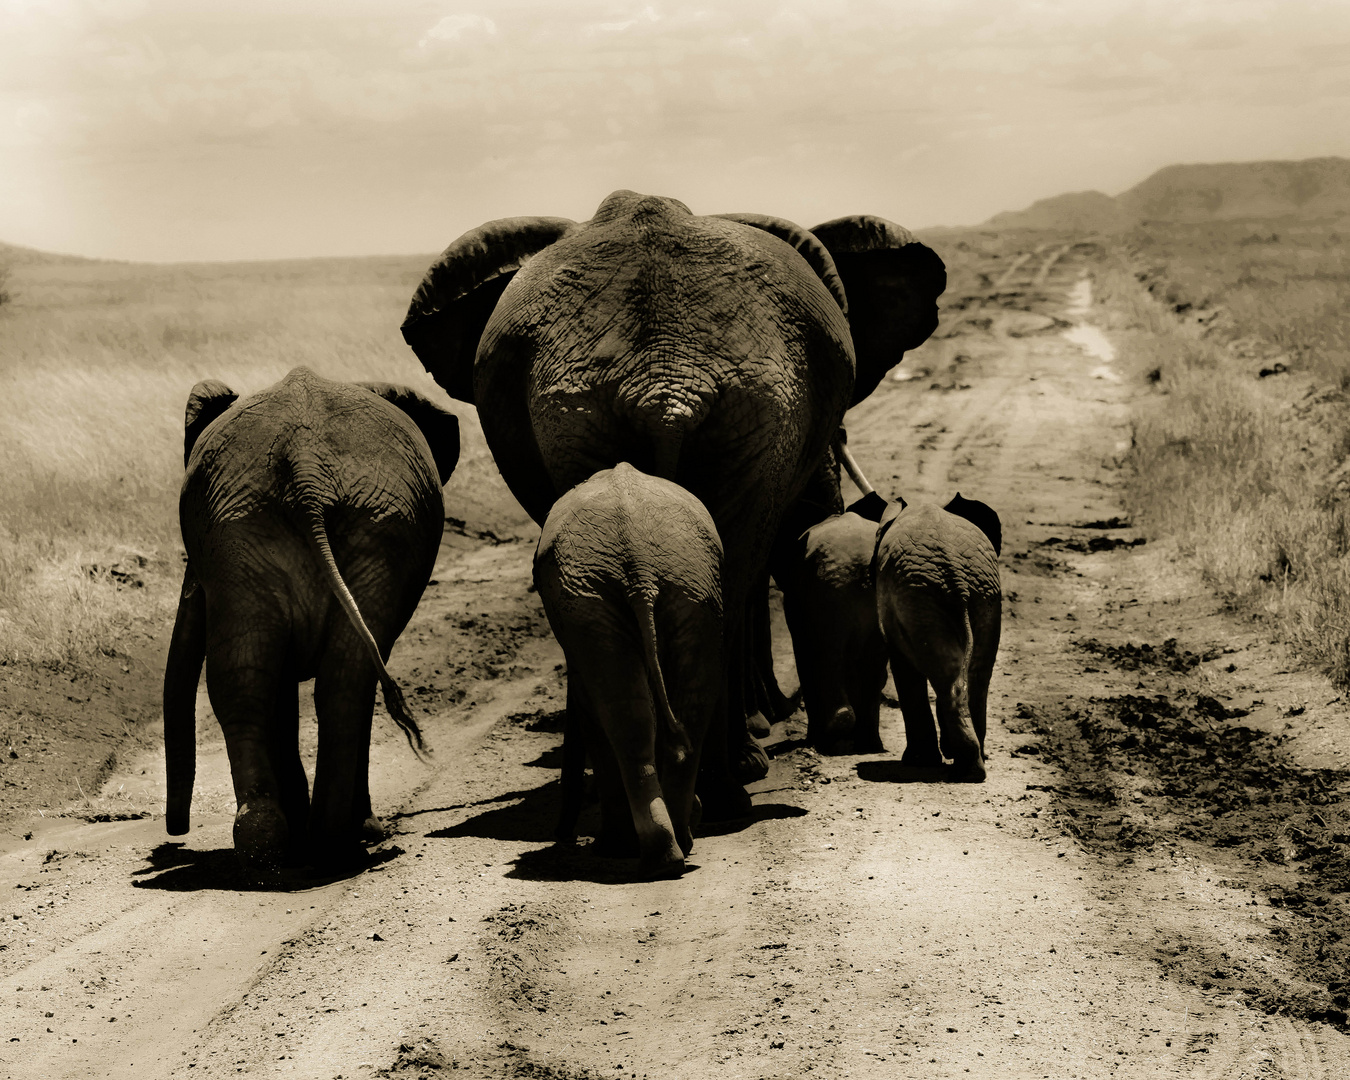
[5,250,1350,1078]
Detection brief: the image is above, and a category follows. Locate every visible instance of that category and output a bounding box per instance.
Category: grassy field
[0,250,495,667]
[1099,218,1350,684]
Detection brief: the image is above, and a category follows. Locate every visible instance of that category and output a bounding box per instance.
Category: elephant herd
[160,189,1003,880]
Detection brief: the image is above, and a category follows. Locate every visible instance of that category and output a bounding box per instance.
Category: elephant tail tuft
[297,495,432,763]
[632,592,691,764]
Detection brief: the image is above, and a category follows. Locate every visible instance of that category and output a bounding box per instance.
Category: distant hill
[987,190,1134,232]
[0,240,97,266]
[987,157,1350,231]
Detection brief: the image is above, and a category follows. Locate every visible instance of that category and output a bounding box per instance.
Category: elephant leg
[796,633,855,754]
[603,705,685,876]
[588,729,640,859]
[746,576,789,734]
[206,643,289,878]
[969,609,1001,754]
[311,636,379,866]
[847,635,889,755]
[555,681,589,844]
[574,643,684,875]
[932,666,985,783]
[164,568,207,836]
[266,679,310,865]
[727,607,771,783]
[888,648,943,768]
[695,610,758,822]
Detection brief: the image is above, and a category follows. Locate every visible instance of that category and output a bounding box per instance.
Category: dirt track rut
[4,252,1350,1078]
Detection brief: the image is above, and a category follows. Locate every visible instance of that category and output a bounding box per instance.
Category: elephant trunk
[163,567,207,835]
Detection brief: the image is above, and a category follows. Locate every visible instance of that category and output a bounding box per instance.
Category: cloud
[419,12,497,49]
[587,5,660,36]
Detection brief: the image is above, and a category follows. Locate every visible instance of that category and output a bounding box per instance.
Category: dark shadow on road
[694,802,808,837]
[388,787,542,823]
[856,760,953,784]
[131,840,395,891]
[425,780,561,844]
[506,842,705,885]
[522,745,564,769]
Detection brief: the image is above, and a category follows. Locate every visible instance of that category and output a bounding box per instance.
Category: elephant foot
[809,707,857,755]
[697,779,753,822]
[900,746,944,769]
[233,799,289,880]
[640,854,686,880]
[733,735,770,784]
[554,819,579,845]
[746,710,772,738]
[359,815,386,845]
[853,735,886,755]
[948,757,988,783]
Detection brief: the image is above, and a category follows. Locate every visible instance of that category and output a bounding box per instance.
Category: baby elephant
[778,511,888,754]
[164,366,460,875]
[875,494,1002,782]
[534,464,724,877]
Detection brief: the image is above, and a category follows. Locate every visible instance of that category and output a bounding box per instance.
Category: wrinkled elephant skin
[778,511,888,753]
[535,464,723,877]
[163,367,460,876]
[402,190,945,818]
[873,497,1002,782]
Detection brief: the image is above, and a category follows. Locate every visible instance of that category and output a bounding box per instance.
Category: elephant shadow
[423,781,563,845]
[131,841,398,892]
[504,802,807,885]
[855,760,958,784]
[424,777,809,883]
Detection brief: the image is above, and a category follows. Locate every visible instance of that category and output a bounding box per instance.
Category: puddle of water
[1065,277,1092,317]
[1061,277,1120,380]
[1063,324,1116,364]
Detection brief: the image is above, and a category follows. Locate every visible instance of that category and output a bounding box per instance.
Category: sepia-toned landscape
[2,156,1349,1078]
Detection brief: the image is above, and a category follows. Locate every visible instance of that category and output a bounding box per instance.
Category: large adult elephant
[401,190,944,815]
[164,367,461,875]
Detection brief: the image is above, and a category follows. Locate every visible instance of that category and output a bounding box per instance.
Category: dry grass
[0,252,489,666]
[1100,219,1350,684]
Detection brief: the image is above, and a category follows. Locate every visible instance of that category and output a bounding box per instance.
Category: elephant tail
[164,564,207,835]
[298,499,431,763]
[632,592,691,765]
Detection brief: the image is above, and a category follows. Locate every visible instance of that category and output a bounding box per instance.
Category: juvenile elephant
[163,366,461,874]
[778,510,888,754]
[874,494,1002,782]
[401,190,945,817]
[534,464,723,877]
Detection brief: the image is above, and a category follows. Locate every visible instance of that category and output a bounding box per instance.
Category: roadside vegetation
[0,253,483,666]
[1099,219,1350,683]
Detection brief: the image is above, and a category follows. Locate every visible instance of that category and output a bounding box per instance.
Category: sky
[2,0,1348,262]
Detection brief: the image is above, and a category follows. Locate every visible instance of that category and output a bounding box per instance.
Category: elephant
[534,463,723,876]
[874,494,1002,782]
[777,510,888,754]
[401,190,945,817]
[162,366,461,875]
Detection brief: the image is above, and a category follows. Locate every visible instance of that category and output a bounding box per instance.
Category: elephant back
[874,502,1000,604]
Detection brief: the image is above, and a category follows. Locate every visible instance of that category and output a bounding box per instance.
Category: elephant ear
[872,497,909,549]
[401,217,576,404]
[944,492,1002,556]
[360,382,462,486]
[183,379,238,466]
[846,492,901,523]
[809,215,946,406]
[713,213,849,315]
